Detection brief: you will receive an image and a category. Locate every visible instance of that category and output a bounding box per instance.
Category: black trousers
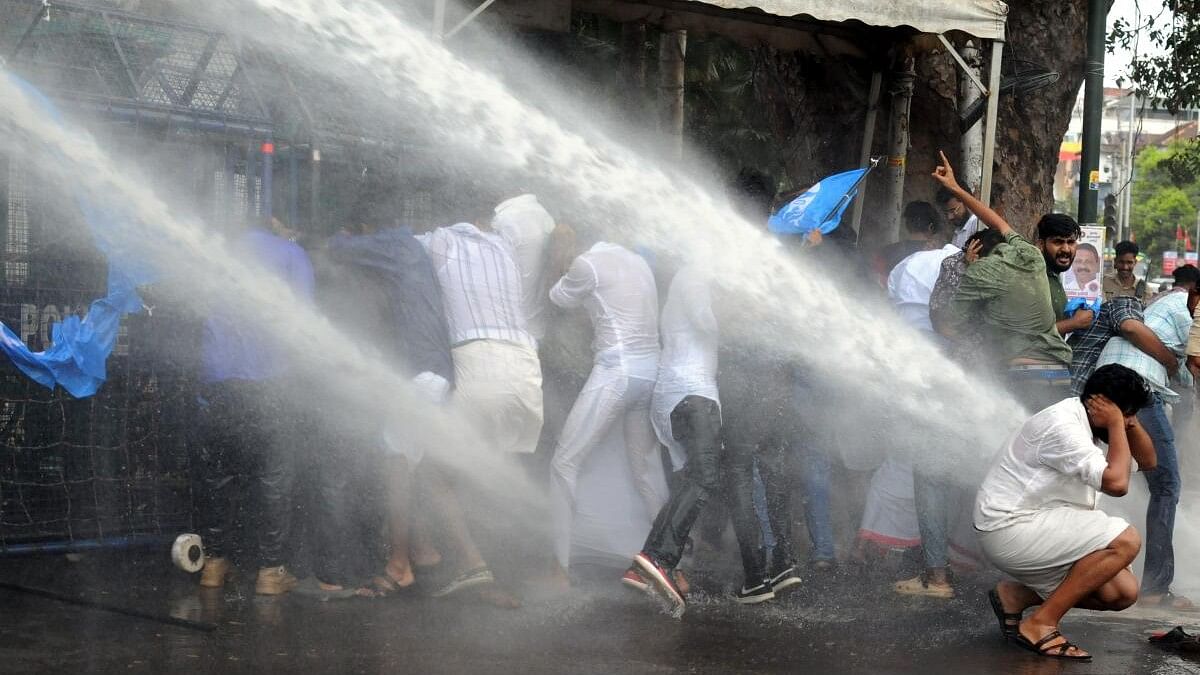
[642,396,767,582]
[193,380,294,568]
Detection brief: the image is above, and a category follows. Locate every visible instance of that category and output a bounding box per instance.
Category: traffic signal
[1103,194,1118,227]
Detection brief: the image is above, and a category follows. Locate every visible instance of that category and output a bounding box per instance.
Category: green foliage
[1130,143,1200,268]
[1110,1,1200,113]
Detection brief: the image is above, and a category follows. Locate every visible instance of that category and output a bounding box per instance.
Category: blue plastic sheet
[0,73,151,398]
[768,168,869,237]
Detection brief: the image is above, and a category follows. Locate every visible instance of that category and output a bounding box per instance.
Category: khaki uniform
[1102,271,1146,304]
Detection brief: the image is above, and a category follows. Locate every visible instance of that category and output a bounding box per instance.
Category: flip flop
[429,566,495,598]
[1012,629,1091,661]
[987,589,1021,638]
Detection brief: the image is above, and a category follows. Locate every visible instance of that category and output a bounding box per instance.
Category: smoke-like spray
[0,71,538,507]
[197,0,1029,479]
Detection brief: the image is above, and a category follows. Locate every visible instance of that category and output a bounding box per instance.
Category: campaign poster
[1186,252,1198,268]
[1064,225,1105,301]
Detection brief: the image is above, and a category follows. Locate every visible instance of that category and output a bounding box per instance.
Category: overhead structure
[455,0,1009,233]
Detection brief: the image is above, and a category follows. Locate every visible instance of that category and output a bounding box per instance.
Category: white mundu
[974,398,1130,597]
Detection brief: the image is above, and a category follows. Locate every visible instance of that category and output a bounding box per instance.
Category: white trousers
[550,354,665,568]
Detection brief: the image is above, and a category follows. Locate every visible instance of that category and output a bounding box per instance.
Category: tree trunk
[751,0,1088,241]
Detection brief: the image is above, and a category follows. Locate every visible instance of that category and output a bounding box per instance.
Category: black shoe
[735,581,775,605]
[769,564,801,595]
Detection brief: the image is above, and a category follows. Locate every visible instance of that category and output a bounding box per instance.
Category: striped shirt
[418,223,535,350]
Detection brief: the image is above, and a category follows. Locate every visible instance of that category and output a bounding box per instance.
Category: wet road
[2,552,1199,674]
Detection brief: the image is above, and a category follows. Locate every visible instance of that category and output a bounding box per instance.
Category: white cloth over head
[492,195,556,341]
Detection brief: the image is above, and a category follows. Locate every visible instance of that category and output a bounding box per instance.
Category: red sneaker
[621,566,648,592]
[634,552,685,610]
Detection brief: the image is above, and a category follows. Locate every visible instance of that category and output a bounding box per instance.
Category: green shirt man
[946,231,1072,367]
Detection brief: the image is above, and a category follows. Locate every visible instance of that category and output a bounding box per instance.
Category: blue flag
[768,168,868,236]
[0,73,153,398]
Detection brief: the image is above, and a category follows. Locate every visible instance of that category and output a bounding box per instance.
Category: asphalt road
[2,552,1199,674]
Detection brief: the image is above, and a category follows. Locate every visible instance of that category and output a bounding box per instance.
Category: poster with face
[1063,225,1105,302]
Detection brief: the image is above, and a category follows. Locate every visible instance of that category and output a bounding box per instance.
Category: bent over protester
[975,364,1157,661]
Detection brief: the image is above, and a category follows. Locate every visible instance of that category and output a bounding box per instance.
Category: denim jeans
[1139,398,1181,595]
[913,468,951,570]
[643,397,726,570]
[797,445,835,562]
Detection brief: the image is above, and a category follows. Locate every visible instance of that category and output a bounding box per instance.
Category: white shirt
[974,398,1110,532]
[418,223,535,350]
[549,242,659,359]
[652,266,719,468]
[951,214,983,250]
[887,244,959,333]
[492,194,556,341]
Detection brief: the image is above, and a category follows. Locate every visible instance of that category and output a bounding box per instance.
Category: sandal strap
[1032,630,1064,651]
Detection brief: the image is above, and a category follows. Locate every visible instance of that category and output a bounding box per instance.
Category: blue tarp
[768,168,869,237]
[0,73,152,398]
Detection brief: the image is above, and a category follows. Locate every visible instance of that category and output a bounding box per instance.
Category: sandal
[1012,629,1091,661]
[987,589,1021,638]
[1142,591,1196,611]
[429,566,495,598]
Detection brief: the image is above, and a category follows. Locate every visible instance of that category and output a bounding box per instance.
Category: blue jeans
[1139,398,1181,595]
[797,445,835,561]
[913,469,950,570]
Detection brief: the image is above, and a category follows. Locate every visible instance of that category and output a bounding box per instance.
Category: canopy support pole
[849,70,882,235]
[444,0,501,39]
[883,59,914,244]
[980,40,1003,207]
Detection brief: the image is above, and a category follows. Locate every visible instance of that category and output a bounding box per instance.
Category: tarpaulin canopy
[698,0,1008,40]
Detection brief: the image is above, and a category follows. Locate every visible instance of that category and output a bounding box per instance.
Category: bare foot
[673,570,690,597]
[318,581,377,598]
[1017,620,1090,659]
[384,560,416,588]
[1142,592,1196,610]
[476,586,522,609]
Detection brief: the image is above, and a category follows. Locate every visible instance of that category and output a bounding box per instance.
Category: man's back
[201,228,315,383]
[550,242,659,358]
[493,195,556,341]
[420,223,534,350]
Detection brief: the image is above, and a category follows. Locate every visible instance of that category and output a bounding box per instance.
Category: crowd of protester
[191,153,1200,662]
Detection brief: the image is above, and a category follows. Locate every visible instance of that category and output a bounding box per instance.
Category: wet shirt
[418,223,535,350]
[1103,271,1147,304]
[946,232,1071,367]
[887,244,958,333]
[1097,290,1194,403]
[974,398,1108,531]
[327,227,455,388]
[653,266,719,467]
[550,242,660,360]
[201,228,315,383]
[1067,297,1143,396]
[492,195,556,341]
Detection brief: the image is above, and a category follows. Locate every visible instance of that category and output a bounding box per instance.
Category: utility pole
[1120,92,1135,241]
[1077,0,1107,226]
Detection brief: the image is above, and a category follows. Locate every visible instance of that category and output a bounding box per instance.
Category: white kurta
[548,242,664,567]
[651,266,719,471]
[493,195,556,341]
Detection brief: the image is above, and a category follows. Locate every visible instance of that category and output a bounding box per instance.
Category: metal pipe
[310,147,322,231]
[1121,92,1135,239]
[657,30,687,161]
[261,139,274,225]
[444,0,500,39]
[1077,0,1108,225]
[432,0,447,40]
[0,534,169,557]
[849,71,882,235]
[883,58,915,244]
[959,40,984,197]
[980,40,1004,207]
